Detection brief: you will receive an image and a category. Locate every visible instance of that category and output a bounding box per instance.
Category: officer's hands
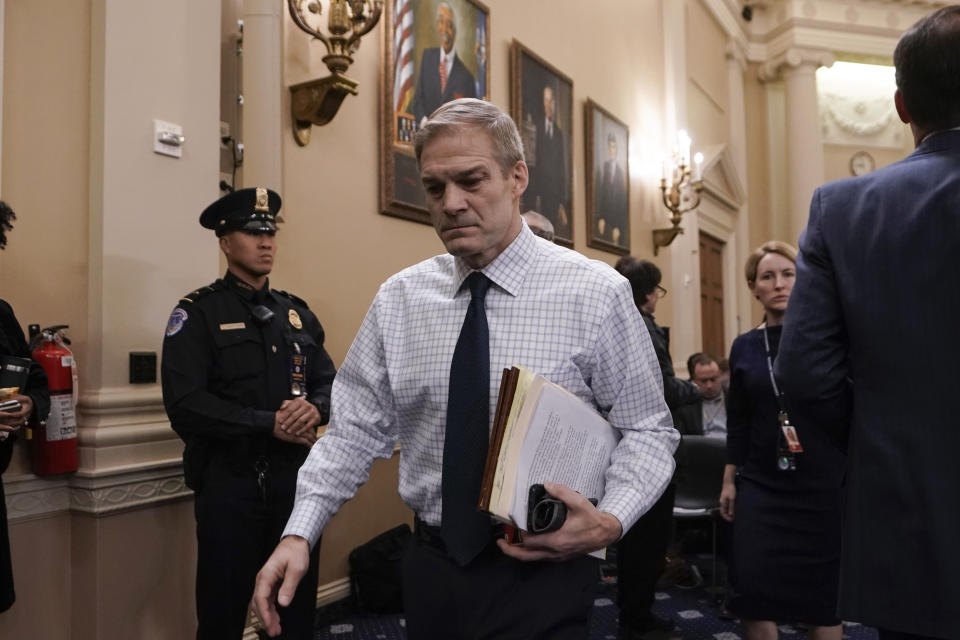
[253,535,311,637]
[276,398,320,435]
[496,482,622,562]
[0,394,33,430]
[273,398,320,448]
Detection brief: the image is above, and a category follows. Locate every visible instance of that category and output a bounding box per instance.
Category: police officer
[161,187,336,639]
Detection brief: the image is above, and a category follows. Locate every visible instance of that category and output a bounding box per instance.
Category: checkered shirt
[284,224,679,547]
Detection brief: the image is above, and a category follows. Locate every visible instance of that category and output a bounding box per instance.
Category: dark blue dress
[725,325,845,625]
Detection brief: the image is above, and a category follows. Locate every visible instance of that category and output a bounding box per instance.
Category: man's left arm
[776,187,852,449]
[499,281,679,561]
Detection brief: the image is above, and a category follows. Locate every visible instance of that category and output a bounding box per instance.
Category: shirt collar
[441,49,455,73]
[452,222,538,298]
[918,124,960,145]
[223,270,271,302]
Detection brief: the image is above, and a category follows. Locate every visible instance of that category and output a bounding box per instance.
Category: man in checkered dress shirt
[255,99,678,639]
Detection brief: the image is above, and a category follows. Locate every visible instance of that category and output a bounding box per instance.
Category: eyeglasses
[656,285,668,299]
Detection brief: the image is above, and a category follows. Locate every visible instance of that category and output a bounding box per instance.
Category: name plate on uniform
[219,322,246,331]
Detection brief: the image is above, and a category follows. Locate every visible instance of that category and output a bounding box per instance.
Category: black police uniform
[161,188,336,639]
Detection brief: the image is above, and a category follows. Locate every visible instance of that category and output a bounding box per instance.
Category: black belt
[414,517,506,553]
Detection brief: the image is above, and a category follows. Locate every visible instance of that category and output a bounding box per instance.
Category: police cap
[199,187,281,237]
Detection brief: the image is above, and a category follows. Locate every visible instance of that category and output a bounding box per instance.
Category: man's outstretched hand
[253,535,311,637]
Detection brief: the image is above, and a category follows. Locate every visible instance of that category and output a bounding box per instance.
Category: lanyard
[763,324,802,470]
[762,325,788,415]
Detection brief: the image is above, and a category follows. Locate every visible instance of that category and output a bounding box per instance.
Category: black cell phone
[526,484,601,534]
[0,399,21,413]
[527,484,566,533]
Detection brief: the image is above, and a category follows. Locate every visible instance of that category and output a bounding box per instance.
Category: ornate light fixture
[654,130,704,255]
[287,0,383,146]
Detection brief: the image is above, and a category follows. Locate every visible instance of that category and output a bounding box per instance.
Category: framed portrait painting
[585,99,630,255]
[380,0,491,224]
[510,40,574,247]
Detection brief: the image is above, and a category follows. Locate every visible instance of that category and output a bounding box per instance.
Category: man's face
[220,230,276,280]
[607,138,617,162]
[692,362,722,400]
[420,127,528,269]
[543,87,555,121]
[436,5,455,54]
[642,289,658,315]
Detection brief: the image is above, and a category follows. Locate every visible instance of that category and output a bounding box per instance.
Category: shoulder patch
[166,307,189,337]
[276,290,309,309]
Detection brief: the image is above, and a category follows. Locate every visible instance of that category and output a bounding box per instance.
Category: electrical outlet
[129,352,157,384]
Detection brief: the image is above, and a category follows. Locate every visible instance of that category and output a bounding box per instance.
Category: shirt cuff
[282,506,326,549]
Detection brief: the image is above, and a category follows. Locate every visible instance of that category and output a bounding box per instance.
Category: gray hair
[414,98,525,176]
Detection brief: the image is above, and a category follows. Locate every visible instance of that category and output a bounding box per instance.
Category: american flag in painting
[393,0,415,113]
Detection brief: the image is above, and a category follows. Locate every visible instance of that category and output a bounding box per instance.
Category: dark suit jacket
[411,48,477,124]
[596,160,627,245]
[529,120,570,238]
[776,129,960,637]
[673,390,727,437]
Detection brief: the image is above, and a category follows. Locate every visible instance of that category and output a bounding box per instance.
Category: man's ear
[895,90,912,124]
[219,235,230,256]
[511,160,529,198]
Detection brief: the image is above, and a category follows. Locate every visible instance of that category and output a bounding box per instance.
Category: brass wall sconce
[288,0,383,145]
[654,130,704,255]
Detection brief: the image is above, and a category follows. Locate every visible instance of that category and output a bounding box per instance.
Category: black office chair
[672,435,727,591]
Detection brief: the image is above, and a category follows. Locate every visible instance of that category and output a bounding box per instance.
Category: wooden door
[700,232,725,358]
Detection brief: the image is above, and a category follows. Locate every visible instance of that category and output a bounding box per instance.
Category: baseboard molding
[316,576,352,608]
[242,577,352,639]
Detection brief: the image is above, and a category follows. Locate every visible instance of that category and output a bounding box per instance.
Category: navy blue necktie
[441,272,493,565]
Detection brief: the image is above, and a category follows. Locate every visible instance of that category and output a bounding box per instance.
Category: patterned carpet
[313,553,879,640]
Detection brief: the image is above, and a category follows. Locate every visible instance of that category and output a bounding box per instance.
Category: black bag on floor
[348,523,411,614]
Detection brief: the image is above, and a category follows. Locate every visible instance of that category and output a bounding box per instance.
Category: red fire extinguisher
[28,325,78,475]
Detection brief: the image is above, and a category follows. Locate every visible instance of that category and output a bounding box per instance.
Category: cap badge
[288,309,303,330]
[255,187,270,212]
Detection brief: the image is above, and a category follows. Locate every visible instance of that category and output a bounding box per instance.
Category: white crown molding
[759,47,836,82]
[742,0,951,61]
[726,39,750,71]
[700,0,750,41]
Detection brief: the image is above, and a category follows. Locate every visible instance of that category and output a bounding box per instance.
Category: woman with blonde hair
[719,241,845,639]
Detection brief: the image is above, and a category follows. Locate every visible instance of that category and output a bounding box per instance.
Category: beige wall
[276,0,672,357]
[743,62,772,328]
[823,134,913,183]
[686,0,730,149]
[4,514,72,639]
[0,0,90,398]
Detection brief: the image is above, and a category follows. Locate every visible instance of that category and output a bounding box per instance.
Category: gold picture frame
[585,99,630,255]
[509,40,575,247]
[379,0,491,224]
